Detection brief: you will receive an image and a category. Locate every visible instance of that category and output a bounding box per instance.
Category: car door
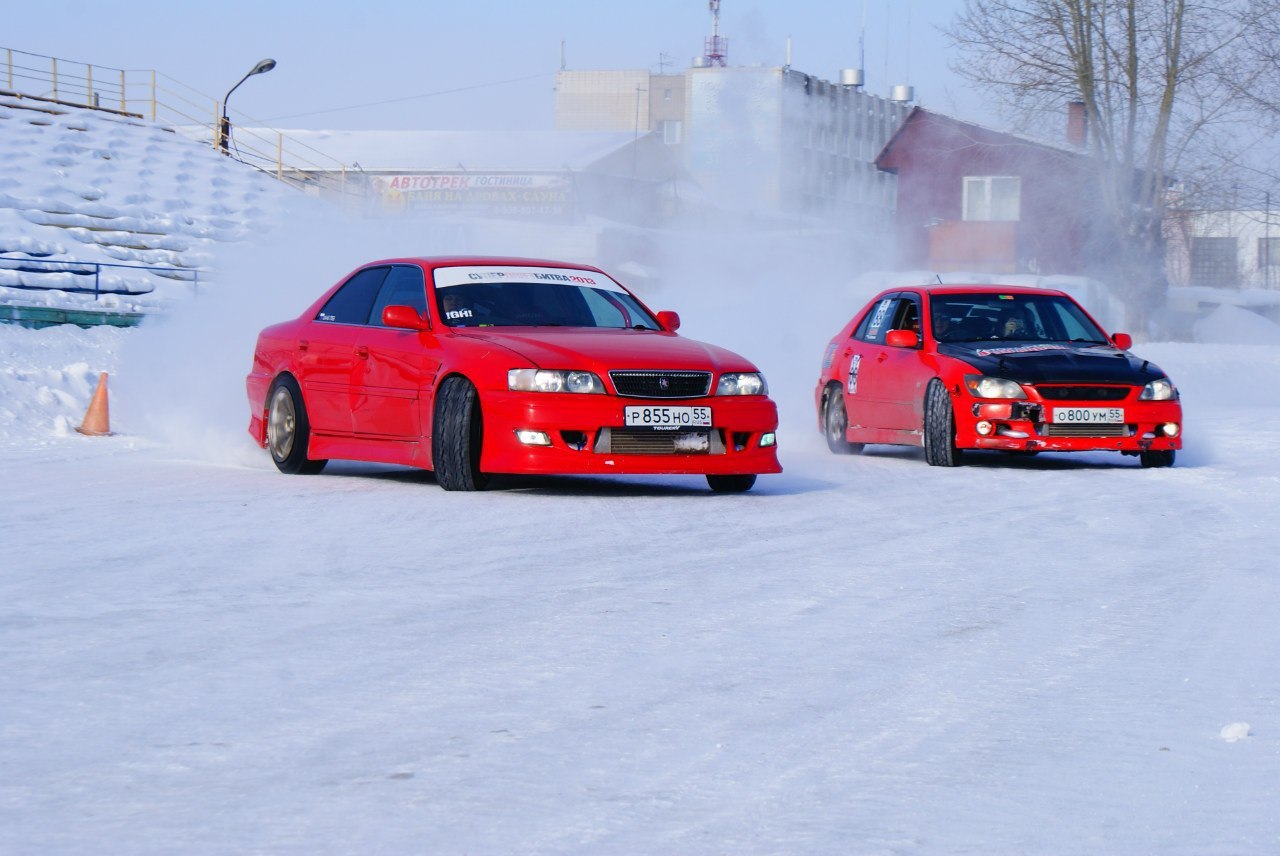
[353,264,440,439]
[840,293,900,431]
[871,293,936,431]
[302,266,389,435]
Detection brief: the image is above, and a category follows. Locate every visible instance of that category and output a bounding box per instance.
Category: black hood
[939,341,1169,385]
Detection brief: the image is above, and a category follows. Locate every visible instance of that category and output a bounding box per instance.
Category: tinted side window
[889,298,921,333]
[370,266,427,326]
[316,267,389,324]
[856,296,900,345]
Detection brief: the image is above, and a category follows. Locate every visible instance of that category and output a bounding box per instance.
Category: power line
[261,70,556,123]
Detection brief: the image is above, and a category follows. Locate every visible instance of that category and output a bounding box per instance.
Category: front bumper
[478,390,782,476]
[955,397,1183,453]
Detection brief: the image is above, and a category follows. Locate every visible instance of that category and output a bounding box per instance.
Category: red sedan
[815,285,1182,467]
[246,257,781,491]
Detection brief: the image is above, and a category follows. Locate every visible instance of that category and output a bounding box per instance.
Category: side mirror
[885,329,919,348]
[1112,332,1133,350]
[382,304,429,331]
[657,310,681,332]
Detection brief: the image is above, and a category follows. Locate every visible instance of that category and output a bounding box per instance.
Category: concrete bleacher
[0,92,299,324]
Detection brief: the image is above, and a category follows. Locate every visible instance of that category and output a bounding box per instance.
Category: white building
[1166,207,1280,290]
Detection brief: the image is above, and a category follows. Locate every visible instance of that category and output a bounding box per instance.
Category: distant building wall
[879,109,1096,275]
[557,65,909,235]
[1165,208,1280,290]
[555,71,652,132]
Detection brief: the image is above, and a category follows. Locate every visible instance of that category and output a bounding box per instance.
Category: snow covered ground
[4,99,1280,855]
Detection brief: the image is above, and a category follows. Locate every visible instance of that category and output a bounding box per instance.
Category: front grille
[608,428,711,455]
[1035,385,1130,401]
[1040,423,1131,438]
[609,370,712,399]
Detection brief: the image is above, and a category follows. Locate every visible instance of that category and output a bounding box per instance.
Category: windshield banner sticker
[434,265,626,292]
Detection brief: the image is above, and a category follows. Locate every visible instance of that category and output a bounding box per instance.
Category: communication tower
[704,0,728,67]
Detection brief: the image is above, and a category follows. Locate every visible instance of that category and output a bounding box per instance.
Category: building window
[963,176,1021,222]
[663,88,672,100]
[1258,236,1280,269]
[1191,237,1240,288]
[658,120,682,145]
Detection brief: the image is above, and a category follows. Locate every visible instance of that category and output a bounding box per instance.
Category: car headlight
[508,369,605,394]
[716,372,767,396]
[964,375,1027,399]
[1139,378,1177,401]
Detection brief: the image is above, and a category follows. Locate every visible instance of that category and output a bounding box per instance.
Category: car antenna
[935,274,943,284]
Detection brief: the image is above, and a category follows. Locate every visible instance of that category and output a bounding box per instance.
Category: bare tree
[948,0,1280,329]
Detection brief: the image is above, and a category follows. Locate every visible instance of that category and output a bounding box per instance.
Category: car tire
[823,384,864,455]
[1140,449,1176,468]
[923,378,962,467]
[707,474,756,492]
[266,375,327,475]
[433,375,489,491]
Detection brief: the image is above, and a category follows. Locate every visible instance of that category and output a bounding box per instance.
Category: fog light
[515,429,551,446]
[1162,423,1180,437]
[760,432,776,447]
[976,420,993,436]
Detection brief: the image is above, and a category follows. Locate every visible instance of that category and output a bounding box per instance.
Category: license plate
[1052,407,1124,424]
[624,405,712,428]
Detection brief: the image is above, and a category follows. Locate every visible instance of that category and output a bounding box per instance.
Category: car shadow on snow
[316,461,832,496]
[852,446,1196,470]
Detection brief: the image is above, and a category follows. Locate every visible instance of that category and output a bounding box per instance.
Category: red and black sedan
[815,285,1182,467]
[246,257,781,491]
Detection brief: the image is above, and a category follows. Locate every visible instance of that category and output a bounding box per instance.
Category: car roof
[357,255,607,274]
[911,284,1069,298]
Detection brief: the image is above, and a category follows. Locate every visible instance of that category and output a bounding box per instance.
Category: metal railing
[2,46,361,211]
[3,46,148,117]
[0,257,202,299]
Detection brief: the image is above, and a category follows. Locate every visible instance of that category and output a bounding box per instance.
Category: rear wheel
[923,378,962,467]
[707,474,756,492]
[266,376,327,475]
[823,385,863,455]
[1140,449,1176,468]
[433,376,489,491]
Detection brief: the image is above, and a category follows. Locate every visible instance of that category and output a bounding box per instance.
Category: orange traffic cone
[75,372,113,436]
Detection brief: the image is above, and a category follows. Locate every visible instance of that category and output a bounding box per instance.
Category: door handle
[876,352,888,363]
[355,345,369,359]
[842,347,853,356]
[297,340,309,351]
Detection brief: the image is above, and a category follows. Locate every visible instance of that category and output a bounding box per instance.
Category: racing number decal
[867,298,893,338]
[847,354,861,394]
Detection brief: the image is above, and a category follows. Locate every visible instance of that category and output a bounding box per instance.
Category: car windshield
[433,266,659,329]
[930,293,1110,344]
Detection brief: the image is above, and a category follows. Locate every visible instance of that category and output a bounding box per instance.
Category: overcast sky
[6,0,992,131]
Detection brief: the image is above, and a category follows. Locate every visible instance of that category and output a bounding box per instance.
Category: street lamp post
[219,58,276,154]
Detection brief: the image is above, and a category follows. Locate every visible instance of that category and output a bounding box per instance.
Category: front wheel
[266,376,327,475]
[432,376,489,491]
[823,385,863,455]
[923,378,962,467]
[707,474,756,493]
[1140,449,1176,468]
